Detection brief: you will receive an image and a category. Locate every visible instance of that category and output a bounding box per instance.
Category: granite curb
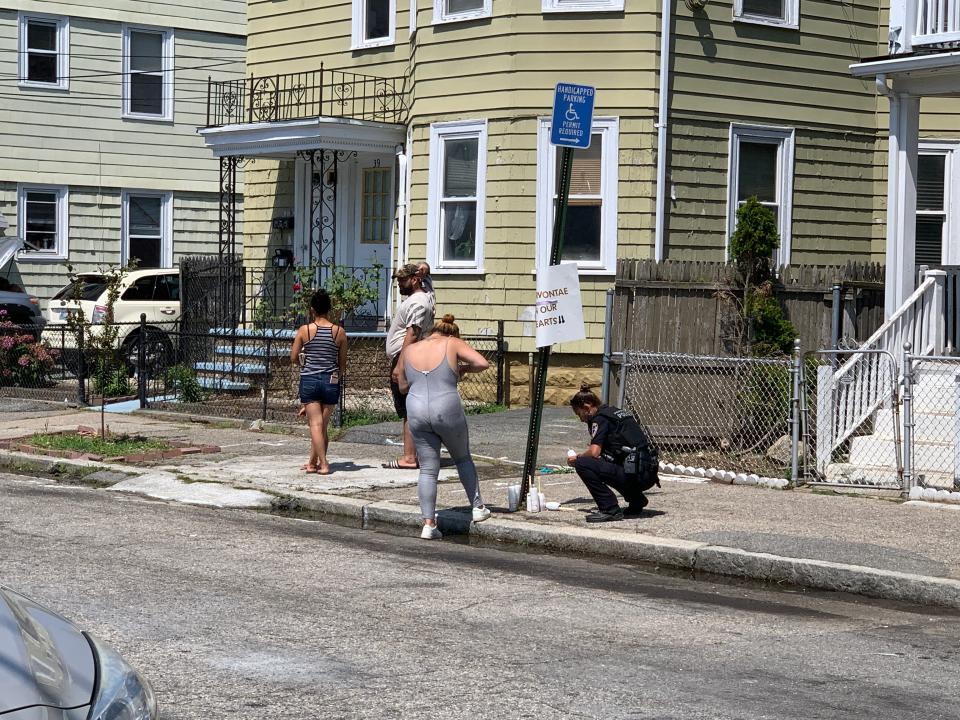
[4,449,960,610]
[283,489,960,610]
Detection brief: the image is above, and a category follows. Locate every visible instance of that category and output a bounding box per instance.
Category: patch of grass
[339,408,399,429]
[465,403,508,416]
[0,456,133,486]
[28,433,172,457]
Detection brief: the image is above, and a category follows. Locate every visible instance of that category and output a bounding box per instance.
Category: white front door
[345,155,394,319]
[295,153,394,321]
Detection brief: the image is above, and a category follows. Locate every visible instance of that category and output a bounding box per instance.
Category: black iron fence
[206,66,409,128]
[1,317,508,427]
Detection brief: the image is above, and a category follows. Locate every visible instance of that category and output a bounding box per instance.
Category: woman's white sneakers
[421,507,490,538]
[420,524,443,540]
[472,506,491,523]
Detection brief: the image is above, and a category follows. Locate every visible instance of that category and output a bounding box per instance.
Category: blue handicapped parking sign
[550,83,596,149]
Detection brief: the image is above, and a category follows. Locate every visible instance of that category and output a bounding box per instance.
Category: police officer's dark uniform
[574,404,659,523]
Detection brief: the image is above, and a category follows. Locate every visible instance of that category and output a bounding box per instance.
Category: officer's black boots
[623,495,649,517]
[585,507,625,523]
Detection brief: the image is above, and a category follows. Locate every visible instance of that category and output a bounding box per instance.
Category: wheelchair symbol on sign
[565,104,580,122]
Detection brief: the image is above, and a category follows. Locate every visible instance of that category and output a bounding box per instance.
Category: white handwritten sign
[535,263,585,348]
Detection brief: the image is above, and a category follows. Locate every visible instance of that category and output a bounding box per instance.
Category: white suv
[43,268,181,374]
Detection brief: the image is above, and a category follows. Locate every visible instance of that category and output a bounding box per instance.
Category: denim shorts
[299,372,340,405]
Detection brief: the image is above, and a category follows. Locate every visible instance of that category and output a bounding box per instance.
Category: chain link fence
[0,316,508,427]
[617,350,793,479]
[799,350,902,489]
[142,328,506,424]
[0,320,139,407]
[903,354,960,491]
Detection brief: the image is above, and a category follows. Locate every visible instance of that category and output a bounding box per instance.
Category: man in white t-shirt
[384,263,435,469]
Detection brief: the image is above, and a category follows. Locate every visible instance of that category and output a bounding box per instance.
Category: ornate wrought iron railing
[206,65,409,128]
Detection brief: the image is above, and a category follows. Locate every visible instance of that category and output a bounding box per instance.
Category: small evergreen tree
[727,198,797,356]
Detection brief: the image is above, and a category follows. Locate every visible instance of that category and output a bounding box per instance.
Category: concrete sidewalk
[3,400,960,609]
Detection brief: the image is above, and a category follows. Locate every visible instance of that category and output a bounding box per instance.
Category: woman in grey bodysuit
[392,314,491,539]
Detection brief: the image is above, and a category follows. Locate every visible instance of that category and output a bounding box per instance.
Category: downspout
[391,141,408,321]
[654,0,674,262]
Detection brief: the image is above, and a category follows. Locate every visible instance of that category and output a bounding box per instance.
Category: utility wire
[0,59,244,80]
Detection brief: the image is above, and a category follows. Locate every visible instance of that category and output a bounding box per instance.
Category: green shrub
[91,358,131,397]
[728,198,797,356]
[164,364,206,403]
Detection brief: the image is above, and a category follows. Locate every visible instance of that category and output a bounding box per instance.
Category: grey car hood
[0,587,95,716]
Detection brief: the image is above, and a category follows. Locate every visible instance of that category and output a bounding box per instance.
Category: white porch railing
[818,270,946,466]
[910,0,960,48]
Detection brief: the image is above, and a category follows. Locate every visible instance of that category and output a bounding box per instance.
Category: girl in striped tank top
[291,289,347,475]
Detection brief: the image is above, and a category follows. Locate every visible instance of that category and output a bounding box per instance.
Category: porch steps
[194,361,267,376]
[214,344,288,358]
[828,365,960,489]
[208,327,296,340]
[196,376,251,392]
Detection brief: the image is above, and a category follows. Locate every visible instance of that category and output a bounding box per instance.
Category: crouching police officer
[567,383,659,523]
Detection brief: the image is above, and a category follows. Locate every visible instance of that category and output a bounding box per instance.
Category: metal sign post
[520,83,595,506]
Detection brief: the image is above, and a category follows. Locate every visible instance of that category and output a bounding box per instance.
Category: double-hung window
[542,0,624,12]
[123,26,174,120]
[17,185,69,261]
[122,192,172,268]
[733,0,799,29]
[916,150,950,267]
[18,14,69,89]
[434,0,492,23]
[536,117,619,273]
[352,0,396,48]
[427,120,487,273]
[728,124,795,266]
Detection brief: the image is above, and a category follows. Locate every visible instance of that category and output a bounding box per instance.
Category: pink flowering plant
[0,309,57,387]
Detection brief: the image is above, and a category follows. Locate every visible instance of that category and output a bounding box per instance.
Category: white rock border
[659,461,789,489]
[908,486,960,505]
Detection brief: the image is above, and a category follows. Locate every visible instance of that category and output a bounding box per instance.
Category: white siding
[0,10,245,192]
[0,181,238,299]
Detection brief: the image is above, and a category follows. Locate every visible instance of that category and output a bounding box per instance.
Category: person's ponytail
[570,382,601,410]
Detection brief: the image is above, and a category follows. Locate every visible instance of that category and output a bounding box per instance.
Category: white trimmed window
[17,185,69,261]
[536,117,619,274]
[433,0,491,23]
[916,149,951,267]
[727,124,795,266]
[542,0,624,12]
[427,120,487,273]
[352,0,396,48]
[733,0,799,29]
[18,13,69,90]
[122,192,173,268]
[122,26,174,120]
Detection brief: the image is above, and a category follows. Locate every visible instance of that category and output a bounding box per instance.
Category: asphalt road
[2,473,960,720]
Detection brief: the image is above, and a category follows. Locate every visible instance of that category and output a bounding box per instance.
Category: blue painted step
[194,361,267,375]
[208,327,296,340]
[196,376,250,392]
[214,345,288,358]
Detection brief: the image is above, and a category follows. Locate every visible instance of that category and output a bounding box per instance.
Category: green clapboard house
[197,0,960,402]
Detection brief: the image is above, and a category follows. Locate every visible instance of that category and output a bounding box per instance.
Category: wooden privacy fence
[612,260,886,356]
